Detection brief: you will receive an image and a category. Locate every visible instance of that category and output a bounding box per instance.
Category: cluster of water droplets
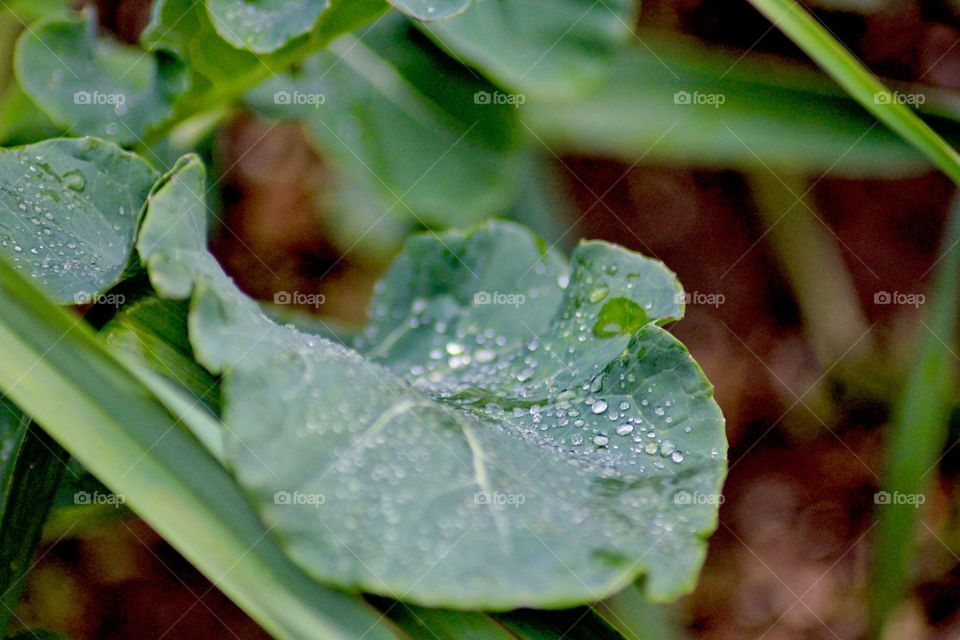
[352,252,700,480]
[0,151,132,295]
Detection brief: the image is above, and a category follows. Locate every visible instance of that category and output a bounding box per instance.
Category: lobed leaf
[15,11,181,145]
[0,137,157,304]
[138,154,727,609]
[206,0,331,54]
[388,0,472,21]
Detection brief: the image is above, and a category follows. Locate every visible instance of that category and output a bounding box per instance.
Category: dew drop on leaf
[63,170,85,192]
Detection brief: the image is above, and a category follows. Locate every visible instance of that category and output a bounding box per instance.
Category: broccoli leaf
[138,154,727,608]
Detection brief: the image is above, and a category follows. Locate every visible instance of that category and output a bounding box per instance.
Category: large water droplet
[588,285,609,304]
[63,170,86,192]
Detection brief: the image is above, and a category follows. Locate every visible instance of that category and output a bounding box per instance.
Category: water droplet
[475,349,495,363]
[63,170,85,192]
[593,434,609,447]
[588,286,609,304]
[616,423,634,436]
[591,399,608,414]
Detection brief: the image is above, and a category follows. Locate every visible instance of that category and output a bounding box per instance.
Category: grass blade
[0,402,65,634]
[869,200,960,635]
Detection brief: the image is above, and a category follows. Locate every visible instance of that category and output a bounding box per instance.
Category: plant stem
[748,172,874,367]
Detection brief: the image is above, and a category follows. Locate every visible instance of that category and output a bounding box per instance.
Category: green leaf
[388,0,471,21]
[0,137,157,304]
[206,0,331,54]
[247,13,523,232]
[425,0,637,97]
[0,251,398,640]
[138,154,727,608]
[0,400,66,636]
[14,11,181,145]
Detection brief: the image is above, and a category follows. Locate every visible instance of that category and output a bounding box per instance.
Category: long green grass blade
[869,200,960,635]
[0,403,65,634]
[0,257,397,640]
